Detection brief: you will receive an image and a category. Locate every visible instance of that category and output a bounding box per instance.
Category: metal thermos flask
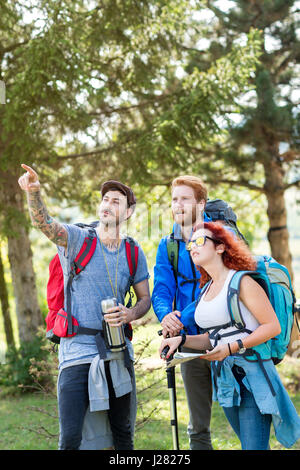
[101,297,126,352]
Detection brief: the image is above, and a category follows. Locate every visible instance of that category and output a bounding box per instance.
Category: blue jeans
[222,365,272,450]
[58,362,133,450]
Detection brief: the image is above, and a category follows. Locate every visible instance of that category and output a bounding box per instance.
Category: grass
[0,320,299,451]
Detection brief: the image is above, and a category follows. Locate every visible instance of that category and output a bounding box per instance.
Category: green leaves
[0,1,271,211]
[120,28,262,182]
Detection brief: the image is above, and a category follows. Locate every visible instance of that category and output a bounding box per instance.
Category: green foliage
[201,0,300,173]
[0,332,52,395]
[0,0,263,199]
[103,29,262,188]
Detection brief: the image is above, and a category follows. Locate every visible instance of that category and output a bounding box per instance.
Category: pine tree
[194,0,300,278]
[0,1,259,343]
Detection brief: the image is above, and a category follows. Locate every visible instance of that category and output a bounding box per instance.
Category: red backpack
[45,223,139,345]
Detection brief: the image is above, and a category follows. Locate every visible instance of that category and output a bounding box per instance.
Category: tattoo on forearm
[27,191,68,247]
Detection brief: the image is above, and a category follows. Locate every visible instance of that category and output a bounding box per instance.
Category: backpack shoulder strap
[227,271,251,330]
[166,232,179,280]
[227,270,268,330]
[66,228,97,335]
[72,228,97,276]
[125,236,139,280]
[124,237,139,310]
[166,232,178,270]
[195,281,210,308]
[166,232,180,310]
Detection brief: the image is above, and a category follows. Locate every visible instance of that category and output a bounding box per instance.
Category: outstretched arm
[18,164,68,248]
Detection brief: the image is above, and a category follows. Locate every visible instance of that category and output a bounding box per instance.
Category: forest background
[0,0,299,451]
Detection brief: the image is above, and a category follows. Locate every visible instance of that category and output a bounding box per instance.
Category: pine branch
[57,146,115,160]
[284,179,300,190]
[88,92,174,118]
[206,177,264,192]
[1,39,30,54]
[56,138,133,161]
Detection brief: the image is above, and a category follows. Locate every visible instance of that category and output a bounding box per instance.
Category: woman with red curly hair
[160,222,300,450]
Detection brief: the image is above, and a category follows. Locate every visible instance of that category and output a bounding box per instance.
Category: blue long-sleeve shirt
[152,218,210,334]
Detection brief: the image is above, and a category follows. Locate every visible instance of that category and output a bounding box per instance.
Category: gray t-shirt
[57,224,150,369]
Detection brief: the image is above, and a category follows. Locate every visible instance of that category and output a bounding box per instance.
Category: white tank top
[194,269,260,347]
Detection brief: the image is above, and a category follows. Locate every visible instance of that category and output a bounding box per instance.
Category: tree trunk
[263,158,299,356]
[264,159,293,278]
[0,244,15,348]
[2,172,43,343]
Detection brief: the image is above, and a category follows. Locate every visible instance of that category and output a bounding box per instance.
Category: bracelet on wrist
[227,343,232,356]
[180,333,186,347]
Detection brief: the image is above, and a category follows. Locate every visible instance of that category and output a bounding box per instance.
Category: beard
[172,205,200,227]
[99,209,121,229]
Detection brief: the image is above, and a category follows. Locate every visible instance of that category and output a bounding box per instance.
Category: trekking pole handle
[161,346,170,360]
[158,329,173,360]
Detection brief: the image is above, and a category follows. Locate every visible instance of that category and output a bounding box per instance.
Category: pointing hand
[18,164,40,192]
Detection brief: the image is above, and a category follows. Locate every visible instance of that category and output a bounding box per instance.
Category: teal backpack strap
[243,349,276,396]
[227,270,271,328]
[227,269,278,396]
[196,281,210,307]
[227,271,253,329]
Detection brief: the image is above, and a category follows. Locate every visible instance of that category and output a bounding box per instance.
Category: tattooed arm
[26,191,68,247]
[18,164,68,248]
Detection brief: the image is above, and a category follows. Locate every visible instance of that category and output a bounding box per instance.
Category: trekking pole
[158,330,180,450]
[166,364,179,450]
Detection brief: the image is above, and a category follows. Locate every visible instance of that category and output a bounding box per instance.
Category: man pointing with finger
[18,164,151,450]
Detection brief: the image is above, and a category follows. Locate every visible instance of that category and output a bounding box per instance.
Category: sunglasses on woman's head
[186,235,220,251]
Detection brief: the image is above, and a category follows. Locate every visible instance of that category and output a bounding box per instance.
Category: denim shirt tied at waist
[212,355,300,449]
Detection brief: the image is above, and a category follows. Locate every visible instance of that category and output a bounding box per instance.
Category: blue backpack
[227,255,297,365]
[198,255,298,396]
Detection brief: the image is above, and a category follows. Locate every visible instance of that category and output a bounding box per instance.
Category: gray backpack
[205,199,247,243]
